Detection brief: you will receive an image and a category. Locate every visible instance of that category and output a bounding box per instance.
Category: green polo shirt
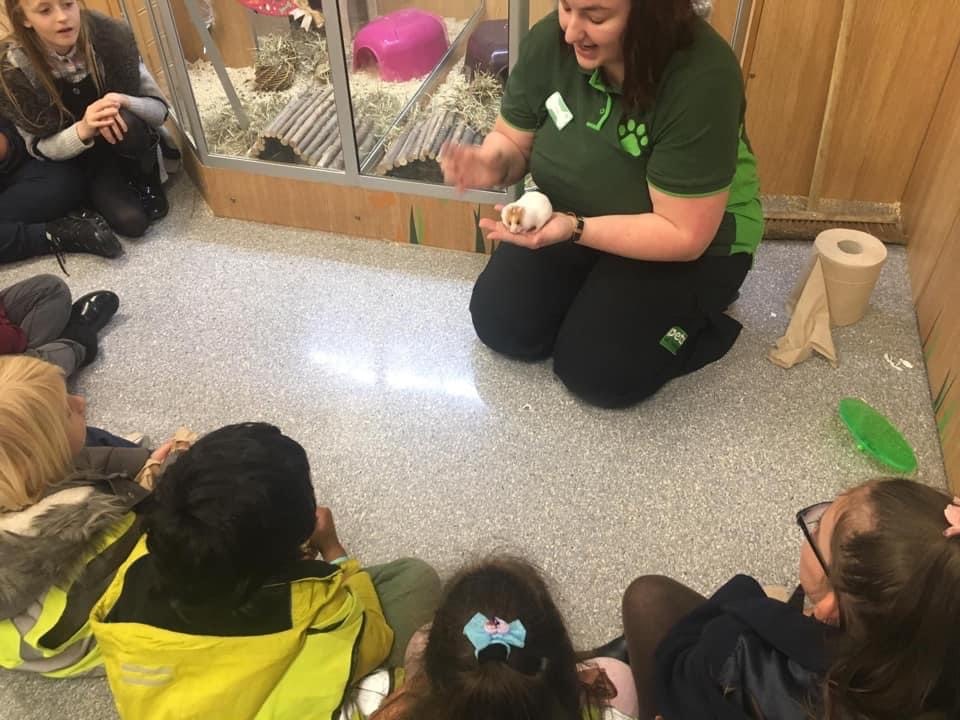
[500,12,763,256]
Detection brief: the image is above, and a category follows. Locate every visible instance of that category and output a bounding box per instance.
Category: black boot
[584,635,630,664]
[128,139,169,222]
[46,213,123,259]
[69,290,120,334]
[158,129,182,162]
[44,212,123,274]
[59,319,99,367]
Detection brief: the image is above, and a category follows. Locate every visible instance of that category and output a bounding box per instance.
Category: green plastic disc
[838,397,918,474]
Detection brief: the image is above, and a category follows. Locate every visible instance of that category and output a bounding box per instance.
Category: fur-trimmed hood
[0,10,141,136]
[0,473,145,621]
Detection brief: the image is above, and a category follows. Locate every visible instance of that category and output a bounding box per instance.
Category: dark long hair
[377,557,595,720]
[145,423,317,607]
[621,0,696,112]
[823,479,960,719]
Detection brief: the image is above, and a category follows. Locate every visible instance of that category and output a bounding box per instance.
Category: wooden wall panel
[375,0,483,19]
[903,37,960,491]
[85,0,125,17]
[162,0,253,66]
[913,210,960,343]
[819,0,960,203]
[371,1,744,36]
[209,0,255,66]
[486,0,742,34]
[903,39,960,301]
[918,237,960,493]
[483,0,553,23]
[169,0,205,62]
[743,0,842,196]
[127,0,173,98]
[184,152,501,252]
[940,381,960,495]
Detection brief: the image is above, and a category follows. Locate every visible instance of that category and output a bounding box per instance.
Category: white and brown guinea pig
[501,191,553,233]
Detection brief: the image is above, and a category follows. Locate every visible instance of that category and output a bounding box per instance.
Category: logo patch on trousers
[659,326,688,355]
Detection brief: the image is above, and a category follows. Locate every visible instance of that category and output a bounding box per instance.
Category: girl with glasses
[616,478,960,719]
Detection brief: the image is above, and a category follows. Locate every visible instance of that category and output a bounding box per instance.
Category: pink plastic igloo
[353,9,450,82]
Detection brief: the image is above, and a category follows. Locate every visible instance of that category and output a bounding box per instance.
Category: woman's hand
[479,208,576,250]
[440,141,507,192]
[77,97,122,141]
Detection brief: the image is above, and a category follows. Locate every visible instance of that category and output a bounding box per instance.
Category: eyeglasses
[797,501,832,576]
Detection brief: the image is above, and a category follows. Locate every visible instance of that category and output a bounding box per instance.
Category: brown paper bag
[769,258,838,368]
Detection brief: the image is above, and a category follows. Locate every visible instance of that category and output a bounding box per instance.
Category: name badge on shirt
[545,91,573,130]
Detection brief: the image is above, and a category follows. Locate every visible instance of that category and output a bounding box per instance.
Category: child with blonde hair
[0,355,163,676]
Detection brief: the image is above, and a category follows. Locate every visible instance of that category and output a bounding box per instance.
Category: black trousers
[0,155,86,263]
[469,241,752,408]
[80,108,153,238]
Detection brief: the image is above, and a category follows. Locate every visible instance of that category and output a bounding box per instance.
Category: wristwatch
[564,212,585,243]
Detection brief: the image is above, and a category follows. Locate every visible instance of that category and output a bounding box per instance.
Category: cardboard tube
[813,228,887,327]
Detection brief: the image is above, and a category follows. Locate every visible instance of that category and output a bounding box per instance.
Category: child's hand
[308,506,348,562]
[102,92,130,108]
[100,112,128,145]
[149,440,174,464]
[77,97,121,141]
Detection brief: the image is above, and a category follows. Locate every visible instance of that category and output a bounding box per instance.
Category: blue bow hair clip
[462,613,527,658]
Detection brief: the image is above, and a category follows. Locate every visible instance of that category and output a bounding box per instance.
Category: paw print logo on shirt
[618,119,649,157]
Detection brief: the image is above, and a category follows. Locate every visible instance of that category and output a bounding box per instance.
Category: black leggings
[469,242,752,408]
[622,575,706,719]
[81,108,154,238]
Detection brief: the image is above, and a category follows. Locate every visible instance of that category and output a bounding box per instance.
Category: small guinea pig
[501,191,553,233]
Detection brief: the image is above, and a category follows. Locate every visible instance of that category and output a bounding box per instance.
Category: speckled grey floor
[0,177,948,718]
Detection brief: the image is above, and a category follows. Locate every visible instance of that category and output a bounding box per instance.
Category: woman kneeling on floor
[0,0,171,241]
[442,0,761,408]
[0,355,169,676]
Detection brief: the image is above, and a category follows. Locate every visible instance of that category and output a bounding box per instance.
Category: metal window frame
[126,0,751,204]
[129,0,529,204]
[730,0,755,59]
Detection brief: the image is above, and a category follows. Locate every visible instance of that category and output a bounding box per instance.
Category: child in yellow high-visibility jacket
[91,422,441,720]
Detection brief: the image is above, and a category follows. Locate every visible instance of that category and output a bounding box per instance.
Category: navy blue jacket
[0,116,27,179]
[655,575,836,720]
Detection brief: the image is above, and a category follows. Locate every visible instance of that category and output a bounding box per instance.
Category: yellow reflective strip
[120,662,174,675]
[0,619,24,668]
[23,586,68,651]
[23,514,137,656]
[119,675,173,687]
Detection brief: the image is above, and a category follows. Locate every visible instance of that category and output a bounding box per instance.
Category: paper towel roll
[813,228,888,327]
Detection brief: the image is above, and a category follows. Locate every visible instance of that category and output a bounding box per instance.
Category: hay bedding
[188,18,501,173]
